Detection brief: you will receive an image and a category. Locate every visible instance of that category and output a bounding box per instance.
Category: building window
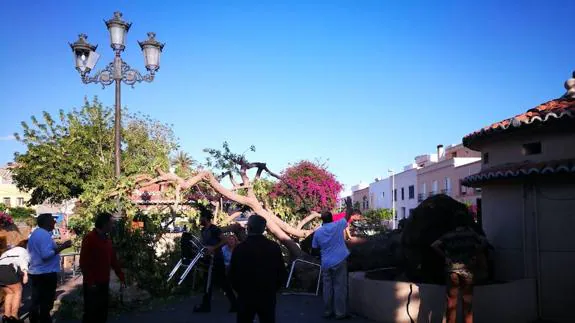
[422,183,427,195]
[451,152,457,158]
[394,189,397,201]
[382,192,385,198]
[522,142,542,156]
[432,181,438,194]
[16,197,24,206]
[2,198,10,207]
[444,177,451,194]
[408,185,415,199]
[483,152,489,164]
[401,187,405,200]
[362,196,369,210]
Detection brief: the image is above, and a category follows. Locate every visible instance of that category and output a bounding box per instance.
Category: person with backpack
[431,225,488,323]
[0,240,30,323]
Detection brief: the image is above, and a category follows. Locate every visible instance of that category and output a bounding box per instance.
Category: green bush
[113,216,196,297]
[8,206,35,219]
[363,208,393,221]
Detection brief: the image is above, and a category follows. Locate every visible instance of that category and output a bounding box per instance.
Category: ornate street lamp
[69,12,165,180]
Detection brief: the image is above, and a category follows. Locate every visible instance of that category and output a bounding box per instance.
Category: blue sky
[1,0,574,191]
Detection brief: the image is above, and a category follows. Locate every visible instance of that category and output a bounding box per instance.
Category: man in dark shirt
[431,226,487,323]
[230,214,287,323]
[194,207,238,313]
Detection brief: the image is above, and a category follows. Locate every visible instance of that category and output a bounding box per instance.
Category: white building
[368,177,392,210]
[391,164,419,220]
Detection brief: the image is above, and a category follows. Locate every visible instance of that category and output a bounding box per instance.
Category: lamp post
[388,169,395,230]
[69,12,165,180]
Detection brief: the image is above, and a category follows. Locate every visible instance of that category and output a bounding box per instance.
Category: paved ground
[58,293,376,323]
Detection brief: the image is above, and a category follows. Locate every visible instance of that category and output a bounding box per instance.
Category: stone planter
[349,271,537,323]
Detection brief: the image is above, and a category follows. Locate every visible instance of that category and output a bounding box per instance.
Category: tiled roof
[463,98,575,149]
[462,158,575,187]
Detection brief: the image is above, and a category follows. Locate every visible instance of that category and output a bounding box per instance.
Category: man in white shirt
[312,211,350,320]
[27,214,71,323]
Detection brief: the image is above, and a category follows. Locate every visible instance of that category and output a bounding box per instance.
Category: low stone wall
[349,272,537,323]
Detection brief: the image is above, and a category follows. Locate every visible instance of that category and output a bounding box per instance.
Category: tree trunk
[127,169,313,259]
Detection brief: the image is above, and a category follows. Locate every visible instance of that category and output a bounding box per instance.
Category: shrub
[363,208,393,221]
[400,194,479,284]
[112,216,196,297]
[7,206,35,219]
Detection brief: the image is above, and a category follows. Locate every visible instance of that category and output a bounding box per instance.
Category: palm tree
[171,151,194,172]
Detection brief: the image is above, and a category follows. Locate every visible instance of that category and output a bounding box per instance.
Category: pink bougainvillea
[271,160,343,212]
[0,211,14,228]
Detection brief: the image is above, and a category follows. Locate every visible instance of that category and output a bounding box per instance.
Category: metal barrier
[59,252,81,284]
[167,234,214,289]
[283,259,322,296]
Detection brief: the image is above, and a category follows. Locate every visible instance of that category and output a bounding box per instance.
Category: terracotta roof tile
[461,158,575,187]
[463,98,575,149]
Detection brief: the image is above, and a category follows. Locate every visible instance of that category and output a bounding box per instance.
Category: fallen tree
[113,143,342,259]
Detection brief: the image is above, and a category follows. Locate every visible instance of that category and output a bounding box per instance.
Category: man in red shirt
[80,212,125,323]
[332,209,362,240]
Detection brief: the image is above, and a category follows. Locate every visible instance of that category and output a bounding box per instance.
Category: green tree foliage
[11,97,177,206]
[252,179,295,222]
[204,141,256,173]
[7,206,35,219]
[171,151,195,177]
[362,208,394,221]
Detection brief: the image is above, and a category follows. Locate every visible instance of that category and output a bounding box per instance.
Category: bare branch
[220,211,243,225]
[220,171,240,188]
[119,167,314,258]
[231,185,252,191]
[297,211,321,230]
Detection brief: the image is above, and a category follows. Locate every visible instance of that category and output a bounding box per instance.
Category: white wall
[482,179,575,322]
[392,168,418,220]
[368,178,391,210]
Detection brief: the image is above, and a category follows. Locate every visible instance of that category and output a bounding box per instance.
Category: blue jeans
[322,259,348,317]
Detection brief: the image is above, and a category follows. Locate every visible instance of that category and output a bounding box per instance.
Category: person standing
[312,211,350,320]
[27,213,72,323]
[431,225,488,323]
[230,215,287,323]
[193,207,238,313]
[0,240,30,322]
[222,234,239,272]
[80,212,125,323]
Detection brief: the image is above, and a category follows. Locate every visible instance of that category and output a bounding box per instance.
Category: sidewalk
[58,293,376,323]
